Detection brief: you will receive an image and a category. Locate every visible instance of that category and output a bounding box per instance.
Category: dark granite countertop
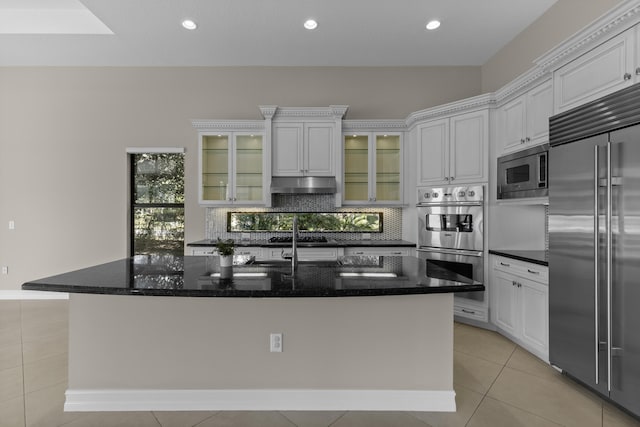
[22,255,483,298]
[187,239,416,248]
[489,249,548,267]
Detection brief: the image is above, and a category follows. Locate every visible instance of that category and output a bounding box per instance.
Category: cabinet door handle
[450,177,455,181]
[521,138,525,143]
[624,72,632,81]
[636,67,640,76]
[445,177,450,181]
[527,269,540,275]
[500,262,510,267]
[512,281,517,286]
[526,137,531,142]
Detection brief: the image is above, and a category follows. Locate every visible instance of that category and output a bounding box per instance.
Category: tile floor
[1,299,639,427]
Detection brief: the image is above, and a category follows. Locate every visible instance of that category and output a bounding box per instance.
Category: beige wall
[0,66,481,291]
[481,0,623,93]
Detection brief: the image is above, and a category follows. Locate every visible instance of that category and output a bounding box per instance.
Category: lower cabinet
[263,247,340,261]
[492,256,549,361]
[343,247,413,256]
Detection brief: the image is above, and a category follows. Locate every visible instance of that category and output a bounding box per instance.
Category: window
[130,152,184,257]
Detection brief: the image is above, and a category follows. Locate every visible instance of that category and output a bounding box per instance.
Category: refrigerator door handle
[607,142,613,393]
[594,146,600,385]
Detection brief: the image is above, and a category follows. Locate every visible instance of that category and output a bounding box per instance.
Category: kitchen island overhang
[22,255,483,413]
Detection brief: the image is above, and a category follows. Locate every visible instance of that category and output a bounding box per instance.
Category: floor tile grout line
[482,359,601,427]
[327,411,348,427]
[463,344,517,427]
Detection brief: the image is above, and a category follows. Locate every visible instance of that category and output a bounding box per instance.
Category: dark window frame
[129,152,185,257]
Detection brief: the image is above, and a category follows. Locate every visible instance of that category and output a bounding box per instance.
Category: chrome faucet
[280,214,299,271]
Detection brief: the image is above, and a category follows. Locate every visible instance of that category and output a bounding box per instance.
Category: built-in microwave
[497,144,549,199]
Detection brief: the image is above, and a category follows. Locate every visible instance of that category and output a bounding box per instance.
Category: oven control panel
[417,185,484,204]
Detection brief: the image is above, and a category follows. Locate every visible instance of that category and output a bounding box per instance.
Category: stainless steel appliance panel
[417,204,483,251]
[417,248,484,302]
[608,127,640,415]
[549,134,608,396]
[497,144,549,199]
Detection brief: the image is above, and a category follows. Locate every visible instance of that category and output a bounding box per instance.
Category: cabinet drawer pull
[461,309,476,314]
[391,251,403,255]
[527,269,540,275]
[354,251,364,255]
[500,262,510,267]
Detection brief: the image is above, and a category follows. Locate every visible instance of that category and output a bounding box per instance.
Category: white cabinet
[272,122,335,176]
[264,247,340,261]
[417,109,488,186]
[198,132,266,206]
[554,27,636,113]
[492,256,549,361]
[499,80,553,154]
[344,247,412,256]
[343,132,403,205]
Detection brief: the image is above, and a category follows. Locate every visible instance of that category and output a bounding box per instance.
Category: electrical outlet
[270,333,282,352]
[8,221,15,230]
[1,266,8,275]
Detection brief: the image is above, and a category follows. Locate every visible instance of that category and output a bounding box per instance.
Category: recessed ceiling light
[426,20,441,30]
[182,19,197,30]
[304,19,318,30]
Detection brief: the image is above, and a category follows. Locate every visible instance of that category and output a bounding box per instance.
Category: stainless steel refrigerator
[549,83,640,419]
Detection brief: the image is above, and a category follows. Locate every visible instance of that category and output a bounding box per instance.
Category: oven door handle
[416,201,482,207]
[417,247,483,257]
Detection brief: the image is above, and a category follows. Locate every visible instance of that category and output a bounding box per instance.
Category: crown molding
[258,105,277,119]
[270,105,349,120]
[342,120,407,132]
[405,93,494,128]
[493,68,551,105]
[191,120,265,131]
[534,0,640,72]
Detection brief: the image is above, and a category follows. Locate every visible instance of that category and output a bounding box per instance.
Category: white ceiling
[0,0,558,66]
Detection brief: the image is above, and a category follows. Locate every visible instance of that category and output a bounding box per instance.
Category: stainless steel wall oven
[416,186,484,302]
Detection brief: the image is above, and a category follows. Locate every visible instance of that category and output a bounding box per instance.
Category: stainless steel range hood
[270,176,337,194]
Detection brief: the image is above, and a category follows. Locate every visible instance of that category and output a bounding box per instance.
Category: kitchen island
[22,255,483,413]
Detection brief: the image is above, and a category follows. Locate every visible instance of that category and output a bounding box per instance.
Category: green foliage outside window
[228,212,382,233]
[132,153,185,257]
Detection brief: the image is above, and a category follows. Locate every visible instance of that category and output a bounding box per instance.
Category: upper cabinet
[270,106,348,178]
[198,131,266,205]
[343,132,403,205]
[272,122,335,176]
[553,26,637,114]
[498,79,553,155]
[417,109,489,186]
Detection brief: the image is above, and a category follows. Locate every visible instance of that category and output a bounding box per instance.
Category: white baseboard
[0,290,69,300]
[64,389,456,412]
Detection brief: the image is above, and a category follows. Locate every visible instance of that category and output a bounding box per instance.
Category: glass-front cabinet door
[199,132,264,205]
[343,132,402,205]
[201,134,230,202]
[375,134,401,202]
[234,134,263,203]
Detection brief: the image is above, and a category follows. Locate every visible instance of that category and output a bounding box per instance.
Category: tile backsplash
[206,194,402,241]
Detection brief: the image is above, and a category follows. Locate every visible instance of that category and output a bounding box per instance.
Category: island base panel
[67,293,455,412]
